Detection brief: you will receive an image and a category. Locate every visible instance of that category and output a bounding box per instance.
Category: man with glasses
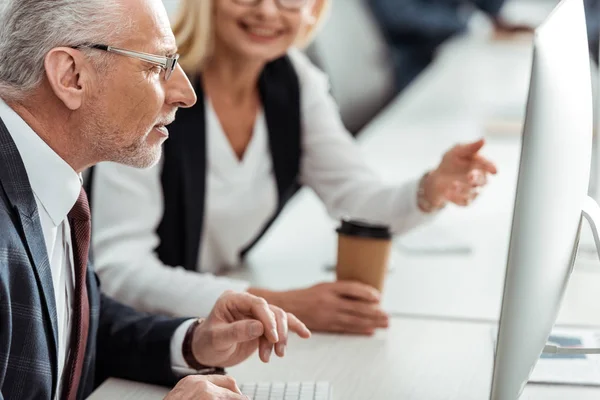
[0,0,310,399]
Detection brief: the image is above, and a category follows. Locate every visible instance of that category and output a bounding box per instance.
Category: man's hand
[423,138,497,209]
[164,375,248,400]
[191,291,311,368]
[251,282,389,335]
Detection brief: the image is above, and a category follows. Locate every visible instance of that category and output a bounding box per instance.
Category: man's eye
[150,65,163,74]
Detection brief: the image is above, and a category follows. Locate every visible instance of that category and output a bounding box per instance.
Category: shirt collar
[0,98,82,226]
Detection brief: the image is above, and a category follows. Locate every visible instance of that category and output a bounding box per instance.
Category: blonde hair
[172,0,331,77]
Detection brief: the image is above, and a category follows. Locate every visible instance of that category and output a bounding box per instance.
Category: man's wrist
[182,318,225,375]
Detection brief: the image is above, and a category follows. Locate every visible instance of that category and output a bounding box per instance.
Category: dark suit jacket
[0,116,188,399]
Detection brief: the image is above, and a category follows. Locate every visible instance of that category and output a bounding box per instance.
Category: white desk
[88,317,600,400]
[89,5,600,399]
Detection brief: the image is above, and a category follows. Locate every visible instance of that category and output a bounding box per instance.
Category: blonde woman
[89,0,496,335]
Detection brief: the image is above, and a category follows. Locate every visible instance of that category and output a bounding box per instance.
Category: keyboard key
[240,381,331,400]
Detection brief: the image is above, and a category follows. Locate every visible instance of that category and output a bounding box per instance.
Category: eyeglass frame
[231,0,310,11]
[73,44,179,80]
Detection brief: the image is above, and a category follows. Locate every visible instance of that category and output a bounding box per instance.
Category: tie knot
[68,188,91,222]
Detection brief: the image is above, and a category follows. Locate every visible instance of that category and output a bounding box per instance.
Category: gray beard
[80,118,162,169]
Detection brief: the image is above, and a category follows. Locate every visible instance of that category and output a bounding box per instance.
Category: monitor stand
[581,196,600,262]
[542,196,600,356]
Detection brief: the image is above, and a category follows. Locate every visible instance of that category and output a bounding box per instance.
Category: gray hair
[0,0,130,100]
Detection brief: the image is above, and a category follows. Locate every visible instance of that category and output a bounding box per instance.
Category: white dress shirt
[90,49,434,318]
[0,100,195,394]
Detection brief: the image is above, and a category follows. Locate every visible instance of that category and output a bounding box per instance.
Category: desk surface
[89,2,600,398]
[89,317,600,400]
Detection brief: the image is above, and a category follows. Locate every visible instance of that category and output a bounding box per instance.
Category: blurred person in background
[88,0,497,336]
[367,0,538,94]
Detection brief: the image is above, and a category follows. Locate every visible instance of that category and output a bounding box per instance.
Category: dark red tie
[63,188,91,400]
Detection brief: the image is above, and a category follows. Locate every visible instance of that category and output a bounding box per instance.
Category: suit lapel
[0,116,59,383]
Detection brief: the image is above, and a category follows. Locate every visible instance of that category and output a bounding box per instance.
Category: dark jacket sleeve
[95,293,189,387]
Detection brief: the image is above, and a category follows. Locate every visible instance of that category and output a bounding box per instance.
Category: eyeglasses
[75,44,179,81]
[232,0,309,11]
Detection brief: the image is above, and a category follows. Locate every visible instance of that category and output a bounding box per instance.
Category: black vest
[156,56,302,271]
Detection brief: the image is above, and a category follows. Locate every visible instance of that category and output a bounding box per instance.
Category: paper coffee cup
[335,219,392,291]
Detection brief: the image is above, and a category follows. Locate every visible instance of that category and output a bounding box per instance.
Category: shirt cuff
[407,177,439,218]
[389,177,439,234]
[170,319,197,377]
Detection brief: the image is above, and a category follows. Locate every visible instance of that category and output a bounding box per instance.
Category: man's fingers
[204,375,243,394]
[170,376,247,399]
[287,313,311,339]
[258,335,273,363]
[211,320,264,348]
[270,306,288,357]
[251,300,279,344]
[331,281,381,302]
[223,292,279,343]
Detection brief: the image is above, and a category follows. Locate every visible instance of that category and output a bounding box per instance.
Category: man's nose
[165,64,197,109]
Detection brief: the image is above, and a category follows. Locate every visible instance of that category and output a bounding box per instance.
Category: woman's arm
[289,50,436,235]
[90,161,249,318]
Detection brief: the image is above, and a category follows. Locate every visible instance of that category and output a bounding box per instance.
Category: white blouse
[201,100,277,273]
[90,49,433,318]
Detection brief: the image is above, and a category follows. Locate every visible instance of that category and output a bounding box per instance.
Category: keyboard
[240,382,331,400]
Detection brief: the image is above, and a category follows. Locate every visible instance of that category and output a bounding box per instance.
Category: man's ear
[44,47,89,111]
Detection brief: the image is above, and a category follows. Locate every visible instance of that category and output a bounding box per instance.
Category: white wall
[162,0,180,18]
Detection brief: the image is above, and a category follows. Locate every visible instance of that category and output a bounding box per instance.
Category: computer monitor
[490,0,598,399]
